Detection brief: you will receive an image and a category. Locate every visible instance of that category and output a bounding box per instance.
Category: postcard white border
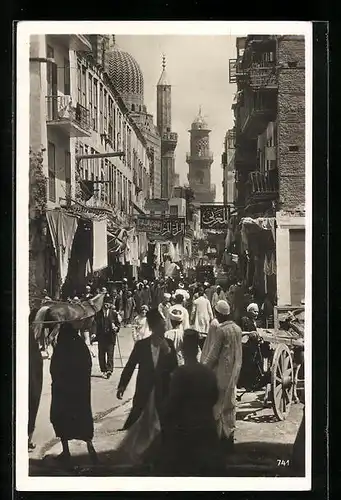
[16,20,313,492]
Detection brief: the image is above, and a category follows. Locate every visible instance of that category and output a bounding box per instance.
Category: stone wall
[277,36,305,211]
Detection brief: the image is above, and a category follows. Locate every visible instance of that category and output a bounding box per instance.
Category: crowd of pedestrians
[28,273,282,474]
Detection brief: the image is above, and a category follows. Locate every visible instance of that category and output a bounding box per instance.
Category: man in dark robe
[96,300,120,379]
[133,283,143,314]
[238,303,262,391]
[112,289,122,311]
[158,329,225,476]
[50,322,97,465]
[117,309,178,431]
[28,309,43,451]
[140,282,151,308]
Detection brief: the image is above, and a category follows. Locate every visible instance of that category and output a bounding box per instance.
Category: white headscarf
[247,303,259,313]
[168,305,184,323]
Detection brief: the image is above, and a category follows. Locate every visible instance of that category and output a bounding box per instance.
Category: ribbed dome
[106,38,144,111]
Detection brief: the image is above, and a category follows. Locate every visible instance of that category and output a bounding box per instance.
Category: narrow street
[29,326,303,477]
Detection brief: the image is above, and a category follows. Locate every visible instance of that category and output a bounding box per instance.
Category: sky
[117,35,238,202]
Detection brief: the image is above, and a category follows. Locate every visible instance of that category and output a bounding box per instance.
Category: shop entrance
[289,229,305,306]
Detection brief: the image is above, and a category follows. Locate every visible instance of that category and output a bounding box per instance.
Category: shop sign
[200,204,230,229]
[136,216,185,238]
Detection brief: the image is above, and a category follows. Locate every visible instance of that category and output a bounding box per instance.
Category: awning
[92,219,108,271]
[240,216,276,241]
[46,210,78,285]
[107,228,127,254]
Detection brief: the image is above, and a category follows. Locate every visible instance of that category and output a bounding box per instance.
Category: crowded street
[29,322,303,477]
[25,30,307,482]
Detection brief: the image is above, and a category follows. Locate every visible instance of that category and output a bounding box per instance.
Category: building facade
[222,128,236,205]
[157,56,178,199]
[229,35,305,307]
[29,34,151,300]
[104,36,162,199]
[186,108,216,204]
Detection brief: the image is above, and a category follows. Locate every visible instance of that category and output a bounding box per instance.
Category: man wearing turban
[158,293,172,330]
[201,300,243,452]
[165,305,185,365]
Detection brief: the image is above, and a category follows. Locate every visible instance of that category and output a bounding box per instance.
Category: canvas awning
[46,210,78,285]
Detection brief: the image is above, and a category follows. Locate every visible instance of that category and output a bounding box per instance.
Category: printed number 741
[277,459,290,466]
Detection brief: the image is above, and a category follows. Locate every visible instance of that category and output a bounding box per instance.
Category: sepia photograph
[16,21,312,491]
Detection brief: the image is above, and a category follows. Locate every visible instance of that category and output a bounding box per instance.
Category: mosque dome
[191,107,209,130]
[106,36,144,111]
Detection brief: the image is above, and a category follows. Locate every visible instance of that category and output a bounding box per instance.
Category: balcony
[186,152,214,163]
[246,169,278,202]
[239,93,276,140]
[248,63,277,89]
[50,34,92,52]
[229,58,248,85]
[162,132,178,143]
[46,95,91,137]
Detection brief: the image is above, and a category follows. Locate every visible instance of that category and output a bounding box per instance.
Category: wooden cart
[238,316,304,421]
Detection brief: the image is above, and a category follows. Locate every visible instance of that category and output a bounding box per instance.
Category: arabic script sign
[200,205,230,229]
[136,216,185,238]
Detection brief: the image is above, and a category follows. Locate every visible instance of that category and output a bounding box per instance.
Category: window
[108,163,112,204]
[288,61,298,68]
[112,106,116,149]
[93,79,98,131]
[99,84,103,134]
[288,145,300,152]
[108,97,113,145]
[47,45,54,59]
[88,74,93,127]
[81,66,87,107]
[48,142,56,202]
[64,58,70,95]
[104,89,108,133]
[77,62,82,104]
[113,167,117,206]
[101,169,105,202]
[170,205,178,216]
[65,151,71,198]
[46,45,57,105]
[84,145,88,175]
[196,171,204,184]
[127,128,132,168]
[123,124,127,164]
[128,180,132,213]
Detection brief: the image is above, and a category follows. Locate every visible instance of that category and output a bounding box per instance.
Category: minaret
[186,107,215,203]
[157,55,178,199]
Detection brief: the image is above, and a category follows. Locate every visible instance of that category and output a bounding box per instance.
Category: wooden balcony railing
[46,95,91,132]
[248,169,278,195]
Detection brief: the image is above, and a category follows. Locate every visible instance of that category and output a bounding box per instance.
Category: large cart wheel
[271,344,294,420]
[293,363,305,404]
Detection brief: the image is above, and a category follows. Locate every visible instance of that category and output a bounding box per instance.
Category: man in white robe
[190,288,214,348]
[201,300,243,452]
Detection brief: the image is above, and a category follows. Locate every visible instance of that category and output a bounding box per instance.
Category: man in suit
[96,299,120,379]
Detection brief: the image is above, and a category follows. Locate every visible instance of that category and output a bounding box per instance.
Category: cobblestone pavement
[29,327,304,477]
